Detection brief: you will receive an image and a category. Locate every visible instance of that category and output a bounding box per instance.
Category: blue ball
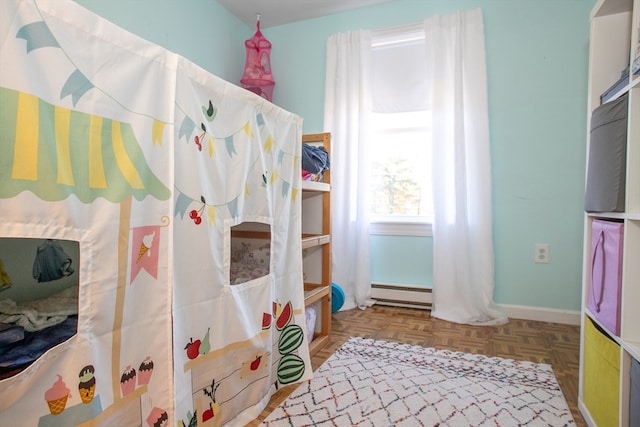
[331,283,345,313]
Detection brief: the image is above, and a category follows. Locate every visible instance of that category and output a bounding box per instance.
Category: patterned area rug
[262,337,575,426]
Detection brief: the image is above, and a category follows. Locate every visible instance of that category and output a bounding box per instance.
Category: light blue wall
[71,0,594,312]
[74,0,250,84]
[265,0,595,311]
[370,236,433,286]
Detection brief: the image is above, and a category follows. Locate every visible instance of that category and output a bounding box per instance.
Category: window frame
[368,26,433,237]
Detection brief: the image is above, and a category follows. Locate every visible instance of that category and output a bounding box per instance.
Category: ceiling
[217,0,397,29]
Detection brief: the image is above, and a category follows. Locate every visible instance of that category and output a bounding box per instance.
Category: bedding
[230,241,270,285]
[0,287,79,378]
[0,286,78,332]
[0,316,78,378]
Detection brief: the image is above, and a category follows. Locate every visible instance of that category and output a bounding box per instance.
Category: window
[369,26,432,236]
[370,111,432,219]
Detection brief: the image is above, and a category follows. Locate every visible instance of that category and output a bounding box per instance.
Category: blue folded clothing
[302,143,330,174]
[0,323,24,346]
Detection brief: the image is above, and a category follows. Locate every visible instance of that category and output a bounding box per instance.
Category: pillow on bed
[231,242,251,263]
[244,243,270,267]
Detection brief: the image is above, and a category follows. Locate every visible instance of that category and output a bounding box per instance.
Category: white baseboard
[369,283,581,326]
[578,398,597,427]
[498,303,581,326]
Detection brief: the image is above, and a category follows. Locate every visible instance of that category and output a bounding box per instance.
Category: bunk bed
[0,1,312,426]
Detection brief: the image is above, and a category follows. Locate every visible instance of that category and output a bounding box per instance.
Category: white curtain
[324,31,373,310]
[425,9,508,325]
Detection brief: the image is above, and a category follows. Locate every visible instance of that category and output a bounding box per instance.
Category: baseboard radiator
[370,283,432,310]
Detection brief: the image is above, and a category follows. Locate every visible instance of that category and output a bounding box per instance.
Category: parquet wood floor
[247,305,585,426]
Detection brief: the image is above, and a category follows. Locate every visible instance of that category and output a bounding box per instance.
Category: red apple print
[202,403,214,422]
[250,355,262,371]
[185,338,201,360]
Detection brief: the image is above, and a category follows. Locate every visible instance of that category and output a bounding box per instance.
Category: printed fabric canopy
[0,1,311,426]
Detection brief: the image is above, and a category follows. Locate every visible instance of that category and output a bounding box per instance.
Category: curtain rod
[371,21,425,47]
[371,21,424,38]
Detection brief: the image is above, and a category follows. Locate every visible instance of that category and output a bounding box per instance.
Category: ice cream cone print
[47,396,69,415]
[45,375,71,415]
[78,365,96,404]
[137,244,149,262]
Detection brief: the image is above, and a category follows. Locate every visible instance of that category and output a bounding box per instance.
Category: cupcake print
[138,356,154,386]
[120,365,136,396]
[146,406,168,427]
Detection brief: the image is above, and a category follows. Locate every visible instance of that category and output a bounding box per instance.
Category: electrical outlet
[535,243,549,264]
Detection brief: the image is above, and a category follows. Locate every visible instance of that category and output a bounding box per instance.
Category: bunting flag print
[60,69,94,106]
[16,21,60,52]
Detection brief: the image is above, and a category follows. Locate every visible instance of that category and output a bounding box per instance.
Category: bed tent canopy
[0,1,311,426]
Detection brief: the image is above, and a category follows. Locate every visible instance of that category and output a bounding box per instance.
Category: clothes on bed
[0,323,24,346]
[0,286,78,332]
[0,258,12,292]
[0,286,79,378]
[32,240,75,283]
[0,315,78,376]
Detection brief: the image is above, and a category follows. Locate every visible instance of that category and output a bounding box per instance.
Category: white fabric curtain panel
[425,9,508,325]
[324,30,373,310]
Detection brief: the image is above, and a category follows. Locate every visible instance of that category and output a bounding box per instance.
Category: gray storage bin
[584,93,628,213]
[632,357,640,427]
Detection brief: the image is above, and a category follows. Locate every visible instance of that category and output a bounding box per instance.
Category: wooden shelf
[303,283,331,357]
[308,334,330,356]
[301,234,330,249]
[302,180,330,193]
[301,132,332,357]
[304,283,330,305]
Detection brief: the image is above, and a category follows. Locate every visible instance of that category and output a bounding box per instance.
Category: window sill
[369,221,432,237]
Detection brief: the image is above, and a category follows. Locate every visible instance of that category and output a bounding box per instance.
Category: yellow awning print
[0,87,171,203]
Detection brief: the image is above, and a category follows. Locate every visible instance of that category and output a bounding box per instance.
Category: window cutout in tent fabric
[0,237,79,380]
[229,222,271,285]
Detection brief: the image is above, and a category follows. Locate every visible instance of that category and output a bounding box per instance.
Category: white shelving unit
[301,133,332,357]
[579,0,640,425]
